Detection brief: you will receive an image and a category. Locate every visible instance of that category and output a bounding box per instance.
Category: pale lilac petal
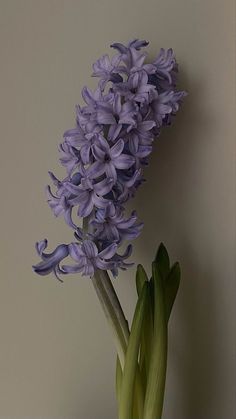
[99,243,117,259]
[80,145,91,164]
[120,244,133,258]
[82,240,98,258]
[93,194,109,209]
[114,94,122,114]
[36,239,48,256]
[96,259,114,270]
[117,215,137,229]
[105,224,120,241]
[110,139,124,159]
[69,190,89,205]
[137,145,152,158]
[105,163,117,181]
[78,197,94,217]
[92,143,106,161]
[93,178,114,195]
[82,264,95,277]
[114,154,135,169]
[64,207,77,229]
[82,86,97,106]
[139,120,156,131]
[64,182,81,194]
[68,242,85,261]
[124,170,141,187]
[48,172,61,187]
[87,161,105,179]
[97,110,116,125]
[129,136,139,154]
[62,264,84,274]
[108,124,122,141]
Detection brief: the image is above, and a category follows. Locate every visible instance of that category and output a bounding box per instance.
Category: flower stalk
[92,269,128,367]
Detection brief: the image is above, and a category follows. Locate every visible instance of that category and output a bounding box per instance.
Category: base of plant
[92,243,180,419]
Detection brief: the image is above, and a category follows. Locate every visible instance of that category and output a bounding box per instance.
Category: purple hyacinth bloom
[150,90,187,129]
[91,205,143,243]
[59,142,80,175]
[111,39,149,54]
[87,137,135,181]
[33,39,186,279]
[66,176,114,218]
[124,113,156,162]
[33,240,69,280]
[111,40,154,73]
[46,171,81,229]
[153,48,178,88]
[114,71,156,104]
[110,244,134,277]
[64,128,102,165]
[97,93,137,140]
[92,54,126,90]
[62,240,117,276]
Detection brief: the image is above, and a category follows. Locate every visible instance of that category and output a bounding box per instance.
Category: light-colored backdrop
[0,1,235,418]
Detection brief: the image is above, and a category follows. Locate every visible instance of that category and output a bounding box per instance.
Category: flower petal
[110,139,124,159]
[83,263,95,277]
[114,154,135,170]
[93,178,114,195]
[96,258,114,270]
[105,163,117,182]
[99,243,117,259]
[69,242,85,261]
[33,244,69,276]
[82,240,98,258]
[78,195,94,217]
[36,239,48,256]
[80,144,91,164]
[86,161,105,179]
[92,194,109,209]
[61,264,84,274]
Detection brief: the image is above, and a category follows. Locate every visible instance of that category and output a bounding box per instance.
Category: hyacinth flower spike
[33,39,186,419]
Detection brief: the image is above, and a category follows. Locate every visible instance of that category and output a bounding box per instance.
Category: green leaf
[116,356,122,404]
[155,243,170,280]
[116,355,145,419]
[136,264,148,296]
[119,282,148,419]
[165,262,181,321]
[143,262,168,419]
[149,276,155,312]
[136,264,154,393]
[139,282,154,393]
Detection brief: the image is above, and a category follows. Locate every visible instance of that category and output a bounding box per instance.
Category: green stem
[98,270,130,343]
[92,270,127,367]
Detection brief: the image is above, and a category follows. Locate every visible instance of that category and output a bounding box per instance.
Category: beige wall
[0,1,235,418]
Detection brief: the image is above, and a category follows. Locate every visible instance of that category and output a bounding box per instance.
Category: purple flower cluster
[33,39,186,279]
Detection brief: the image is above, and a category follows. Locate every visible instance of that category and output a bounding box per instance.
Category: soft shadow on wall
[132,73,222,419]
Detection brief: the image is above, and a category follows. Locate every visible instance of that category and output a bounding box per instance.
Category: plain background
[0,1,235,418]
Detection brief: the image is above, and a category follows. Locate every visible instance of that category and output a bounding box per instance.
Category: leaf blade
[143,262,168,419]
[136,264,148,296]
[165,262,181,321]
[119,282,148,419]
